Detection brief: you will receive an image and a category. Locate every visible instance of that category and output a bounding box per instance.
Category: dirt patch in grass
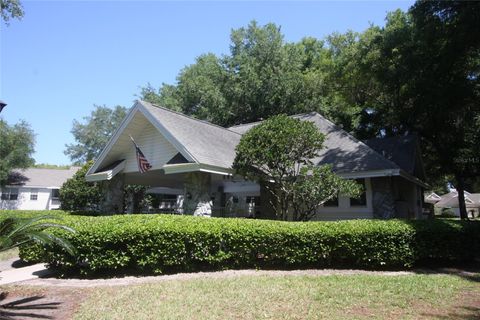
[0,286,89,320]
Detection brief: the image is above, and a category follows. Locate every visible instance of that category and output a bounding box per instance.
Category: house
[85,100,428,220]
[424,192,442,204]
[0,167,80,210]
[434,190,480,218]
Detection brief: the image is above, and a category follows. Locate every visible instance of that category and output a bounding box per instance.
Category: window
[51,189,60,200]
[350,179,367,206]
[1,188,18,201]
[324,195,338,207]
[30,188,38,201]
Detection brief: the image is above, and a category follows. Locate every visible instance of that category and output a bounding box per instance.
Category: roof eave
[85,160,126,182]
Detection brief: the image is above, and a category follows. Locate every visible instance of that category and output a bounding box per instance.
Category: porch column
[101,174,124,214]
[184,172,212,217]
[371,177,396,219]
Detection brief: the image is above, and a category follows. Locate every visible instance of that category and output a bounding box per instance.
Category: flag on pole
[129,135,152,173]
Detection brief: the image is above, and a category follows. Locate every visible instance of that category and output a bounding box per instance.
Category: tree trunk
[456,175,468,220]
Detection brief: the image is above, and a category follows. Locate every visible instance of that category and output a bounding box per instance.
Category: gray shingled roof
[7,167,80,188]
[140,103,404,174]
[230,112,400,173]
[141,101,242,169]
[365,135,418,175]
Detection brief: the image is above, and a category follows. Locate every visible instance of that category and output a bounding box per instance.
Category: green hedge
[2,211,479,276]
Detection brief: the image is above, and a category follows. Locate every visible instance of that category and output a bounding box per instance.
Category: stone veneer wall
[183,172,212,216]
[370,177,396,219]
[101,174,125,214]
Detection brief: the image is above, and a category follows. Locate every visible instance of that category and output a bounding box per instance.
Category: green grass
[73,274,480,320]
[0,248,19,261]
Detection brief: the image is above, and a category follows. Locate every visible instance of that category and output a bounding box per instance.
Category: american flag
[130,135,152,173]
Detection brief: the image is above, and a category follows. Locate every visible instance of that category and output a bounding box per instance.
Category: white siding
[313,178,374,220]
[97,111,179,174]
[0,187,59,210]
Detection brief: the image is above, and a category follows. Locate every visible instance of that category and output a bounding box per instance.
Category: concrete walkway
[0,259,52,285]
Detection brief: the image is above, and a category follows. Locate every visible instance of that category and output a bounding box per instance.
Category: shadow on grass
[0,293,60,320]
[404,218,480,283]
[413,265,480,283]
[421,306,480,320]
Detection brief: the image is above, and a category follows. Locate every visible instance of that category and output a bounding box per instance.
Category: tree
[292,165,362,221]
[1,0,24,24]
[139,21,358,129]
[0,119,35,186]
[233,114,360,220]
[138,83,181,112]
[64,105,127,164]
[354,2,480,219]
[0,215,75,255]
[59,161,103,212]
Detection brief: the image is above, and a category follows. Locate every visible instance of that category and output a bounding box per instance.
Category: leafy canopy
[0,0,24,24]
[139,21,356,129]
[64,105,127,164]
[59,161,102,212]
[233,114,360,220]
[0,119,35,186]
[234,114,325,182]
[292,165,362,221]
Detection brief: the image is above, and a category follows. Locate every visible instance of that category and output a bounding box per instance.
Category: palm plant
[0,215,75,255]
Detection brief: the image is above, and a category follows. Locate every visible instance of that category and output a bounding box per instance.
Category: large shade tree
[139,21,359,130]
[353,1,480,219]
[0,119,35,186]
[64,105,127,164]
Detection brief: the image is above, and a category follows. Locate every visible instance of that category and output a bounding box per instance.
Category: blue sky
[1,0,414,165]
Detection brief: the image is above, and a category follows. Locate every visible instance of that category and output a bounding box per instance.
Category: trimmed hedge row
[2,211,479,276]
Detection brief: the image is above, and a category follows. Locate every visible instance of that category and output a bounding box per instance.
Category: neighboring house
[424,192,442,204]
[85,100,428,220]
[434,190,480,218]
[0,167,80,210]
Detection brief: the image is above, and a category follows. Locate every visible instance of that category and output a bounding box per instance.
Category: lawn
[69,273,479,320]
[0,248,19,261]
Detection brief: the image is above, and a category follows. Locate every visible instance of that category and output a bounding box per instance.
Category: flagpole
[129,134,137,147]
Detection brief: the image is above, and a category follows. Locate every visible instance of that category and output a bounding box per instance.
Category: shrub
[7,211,479,277]
[60,161,103,212]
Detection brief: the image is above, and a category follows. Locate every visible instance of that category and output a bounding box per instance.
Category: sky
[1,0,414,165]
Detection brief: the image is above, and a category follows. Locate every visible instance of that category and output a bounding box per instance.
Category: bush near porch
[1,211,479,276]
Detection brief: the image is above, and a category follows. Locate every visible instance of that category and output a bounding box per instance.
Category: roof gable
[88,103,192,175]
[140,101,241,169]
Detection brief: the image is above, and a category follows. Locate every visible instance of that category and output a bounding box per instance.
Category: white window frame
[30,188,38,201]
[1,188,19,201]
